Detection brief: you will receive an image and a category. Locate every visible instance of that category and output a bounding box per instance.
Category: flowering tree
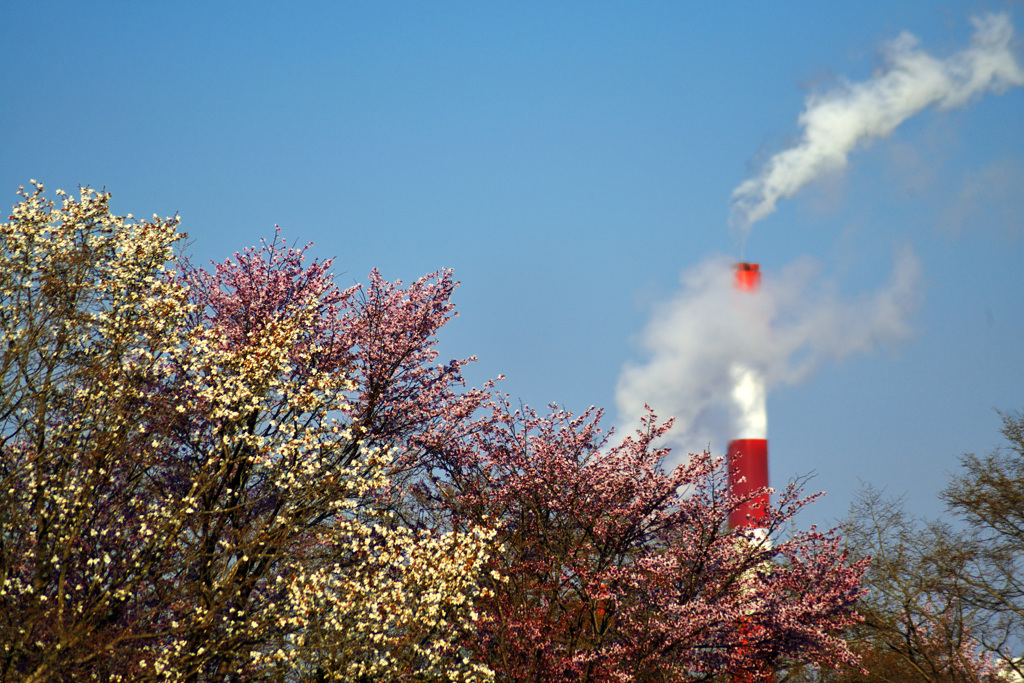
[161,231,497,681]
[0,183,190,681]
[1,182,869,682]
[421,403,868,682]
[0,186,496,682]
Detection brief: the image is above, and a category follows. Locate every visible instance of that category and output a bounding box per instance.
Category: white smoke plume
[615,248,922,459]
[730,13,1024,236]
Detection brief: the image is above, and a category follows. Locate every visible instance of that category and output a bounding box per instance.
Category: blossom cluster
[425,404,869,682]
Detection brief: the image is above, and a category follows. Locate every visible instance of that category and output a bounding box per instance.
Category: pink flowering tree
[181,230,491,469]
[158,230,499,681]
[421,403,868,682]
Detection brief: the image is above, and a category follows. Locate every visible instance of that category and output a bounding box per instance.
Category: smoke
[730,364,767,441]
[730,13,1024,238]
[616,14,1018,460]
[615,248,922,458]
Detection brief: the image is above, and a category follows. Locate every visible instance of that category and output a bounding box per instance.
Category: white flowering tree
[0,185,497,682]
[0,183,190,681]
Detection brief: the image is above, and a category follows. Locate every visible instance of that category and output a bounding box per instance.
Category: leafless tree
[809,411,1024,683]
[939,410,1024,681]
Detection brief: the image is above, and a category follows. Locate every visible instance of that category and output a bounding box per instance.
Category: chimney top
[734,262,761,292]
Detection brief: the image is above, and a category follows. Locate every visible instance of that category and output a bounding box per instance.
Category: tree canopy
[1,184,867,682]
[822,411,1024,683]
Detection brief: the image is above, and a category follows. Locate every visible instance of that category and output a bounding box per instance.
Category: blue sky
[2,1,1022,527]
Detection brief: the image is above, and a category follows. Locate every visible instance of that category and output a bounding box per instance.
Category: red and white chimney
[728,263,769,531]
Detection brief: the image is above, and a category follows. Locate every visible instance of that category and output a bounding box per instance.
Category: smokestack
[728,263,769,531]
